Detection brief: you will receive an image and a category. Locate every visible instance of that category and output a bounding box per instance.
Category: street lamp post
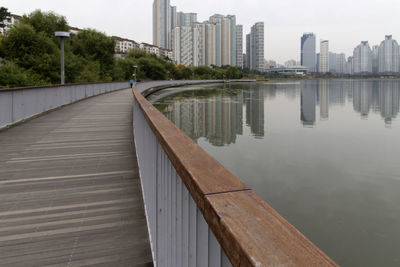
[55,31,70,85]
[133,65,138,84]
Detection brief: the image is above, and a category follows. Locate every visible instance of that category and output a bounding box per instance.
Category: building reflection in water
[351,80,400,125]
[319,80,329,120]
[244,84,265,138]
[301,84,316,126]
[161,88,244,146]
[157,80,400,146]
[299,80,400,126]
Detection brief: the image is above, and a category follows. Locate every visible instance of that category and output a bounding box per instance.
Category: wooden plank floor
[0,89,153,266]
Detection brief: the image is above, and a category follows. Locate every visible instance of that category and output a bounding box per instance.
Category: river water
[149,80,400,267]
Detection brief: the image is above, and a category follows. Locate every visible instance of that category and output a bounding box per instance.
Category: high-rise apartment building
[245,34,251,69]
[301,33,316,72]
[346,57,353,75]
[154,0,257,68]
[236,25,243,68]
[319,40,329,73]
[378,35,400,75]
[209,14,236,66]
[172,26,200,66]
[336,53,346,74]
[227,15,237,67]
[247,22,264,72]
[153,0,171,49]
[353,41,372,74]
[372,45,379,74]
[177,12,197,27]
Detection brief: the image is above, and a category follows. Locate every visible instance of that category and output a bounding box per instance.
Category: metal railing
[132,81,338,267]
[0,81,129,129]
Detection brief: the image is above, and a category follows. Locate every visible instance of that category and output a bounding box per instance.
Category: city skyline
[2,0,400,64]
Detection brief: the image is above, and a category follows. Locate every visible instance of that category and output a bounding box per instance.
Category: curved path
[0,89,153,266]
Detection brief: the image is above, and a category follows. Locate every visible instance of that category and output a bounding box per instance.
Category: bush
[0,60,44,88]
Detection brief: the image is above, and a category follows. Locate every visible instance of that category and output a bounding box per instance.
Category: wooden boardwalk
[0,89,153,266]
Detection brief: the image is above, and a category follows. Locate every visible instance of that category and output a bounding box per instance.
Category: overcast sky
[3,0,400,64]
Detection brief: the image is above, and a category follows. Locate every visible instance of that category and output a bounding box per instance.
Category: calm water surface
[150,80,400,267]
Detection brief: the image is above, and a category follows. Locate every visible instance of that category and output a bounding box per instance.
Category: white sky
[3,0,400,64]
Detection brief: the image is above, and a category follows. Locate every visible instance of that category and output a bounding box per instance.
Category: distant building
[113,36,140,54]
[176,12,197,27]
[209,14,236,66]
[319,40,329,73]
[172,26,200,66]
[245,34,251,69]
[378,35,400,75]
[264,59,277,70]
[353,41,372,75]
[336,53,346,74]
[346,56,354,75]
[266,66,309,76]
[203,22,217,66]
[372,45,379,74]
[243,53,247,68]
[301,33,316,72]
[0,14,20,34]
[153,0,171,49]
[236,25,243,68]
[247,22,264,72]
[140,42,161,57]
[69,27,82,35]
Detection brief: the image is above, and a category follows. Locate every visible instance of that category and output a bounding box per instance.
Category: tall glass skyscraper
[301,33,316,72]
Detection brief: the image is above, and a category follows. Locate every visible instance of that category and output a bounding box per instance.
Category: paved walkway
[0,89,153,266]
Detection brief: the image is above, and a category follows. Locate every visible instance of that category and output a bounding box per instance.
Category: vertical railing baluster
[171,168,177,267]
[182,183,189,267]
[209,229,222,267]
[189,196,197,266]
[197,209,209,267]
[176,176,183,267]
[167,156,172,267]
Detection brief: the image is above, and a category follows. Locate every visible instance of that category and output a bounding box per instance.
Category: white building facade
[319,40,329,73]
[378,35,400,75]
[353,41,372,74]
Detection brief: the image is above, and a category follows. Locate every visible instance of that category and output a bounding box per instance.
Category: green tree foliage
[2,23,59,84]
[20,10,69,38]
[71,29,115,81]
[0,60,42,88]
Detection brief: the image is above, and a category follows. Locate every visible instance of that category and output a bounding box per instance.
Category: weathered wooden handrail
[132,82,338,266]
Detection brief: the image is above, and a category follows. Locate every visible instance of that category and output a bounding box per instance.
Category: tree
[71,29,115,81]
[20,10,69,38]
[0,60,42,88]
[2,23,59,84]
[0,7,11,31]
[137,57,167,80]
[225,66,242,79]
